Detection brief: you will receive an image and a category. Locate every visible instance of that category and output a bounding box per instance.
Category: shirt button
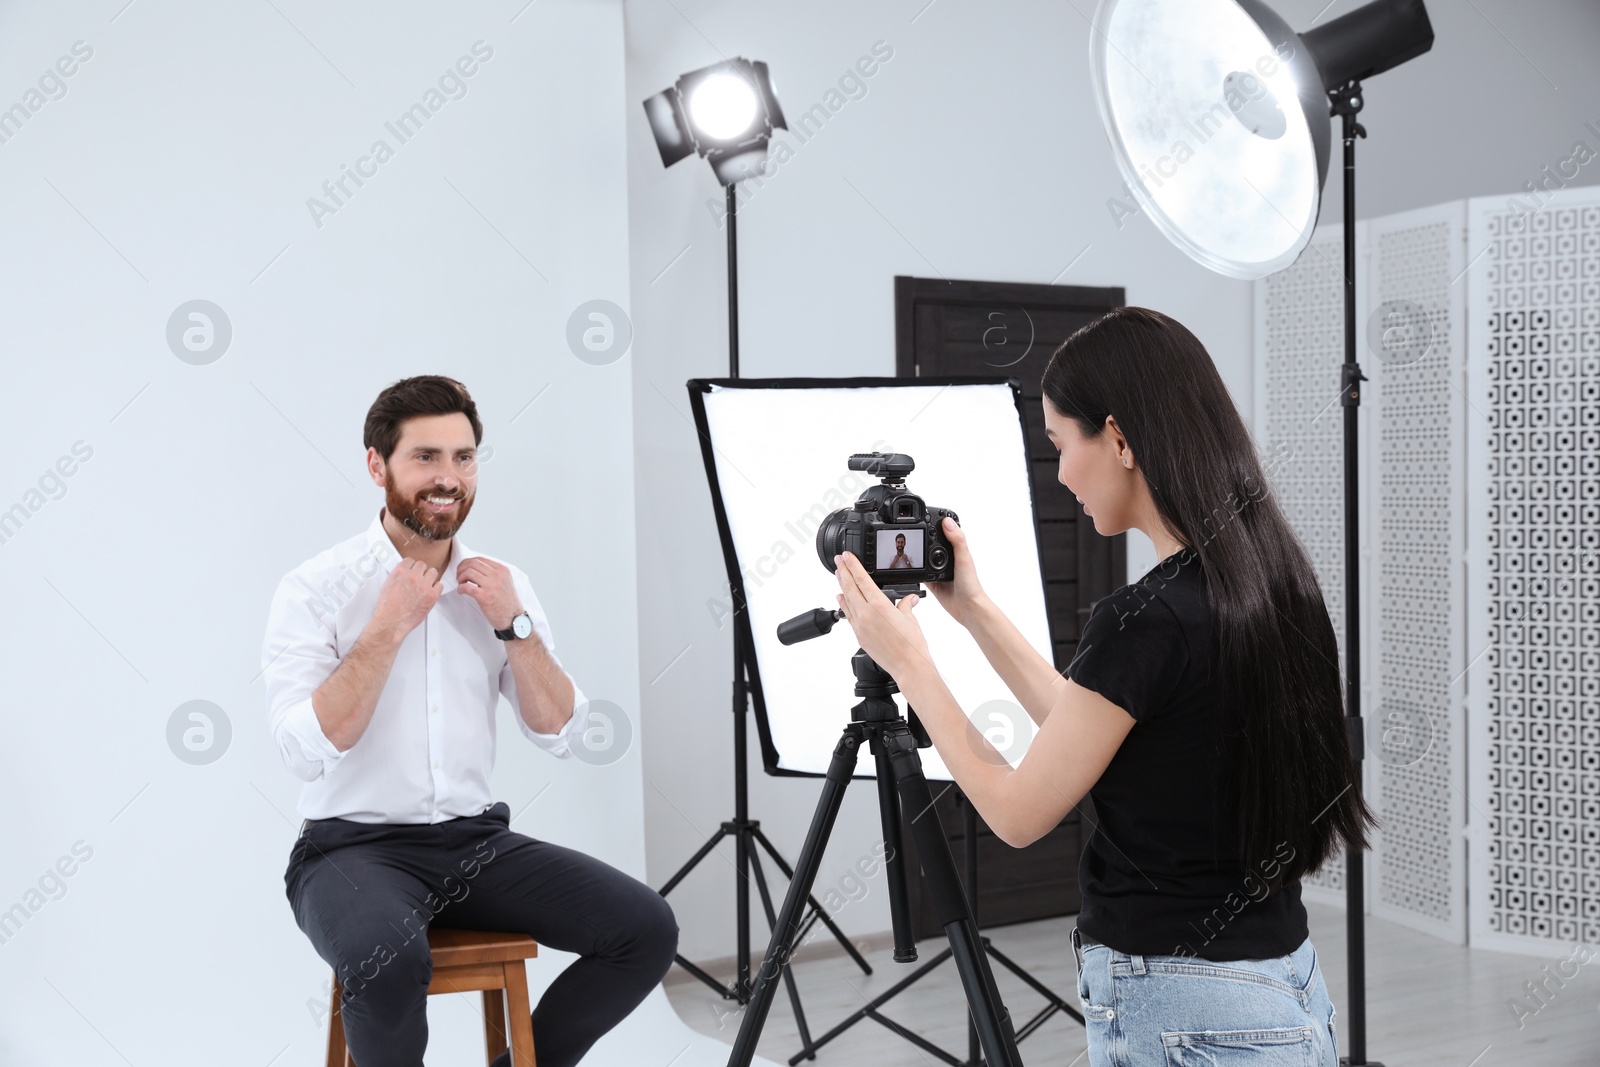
[431,704,438,713]
[434,761,440,769]
[431,649,438,656]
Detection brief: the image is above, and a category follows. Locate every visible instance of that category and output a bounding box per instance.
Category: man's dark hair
[363,375,483,462]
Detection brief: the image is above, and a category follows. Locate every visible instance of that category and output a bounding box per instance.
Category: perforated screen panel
[1253,226,1362,904]
[1466,187,1600,954]
[1367,203,1468,943]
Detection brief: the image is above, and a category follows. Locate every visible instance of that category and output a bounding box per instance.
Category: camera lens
[815,511,849,571]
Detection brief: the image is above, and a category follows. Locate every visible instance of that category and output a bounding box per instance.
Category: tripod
[727,597,1023,1067]
[788,790,1081,1065]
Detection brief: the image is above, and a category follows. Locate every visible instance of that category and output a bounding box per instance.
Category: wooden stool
[325,927,538,1066]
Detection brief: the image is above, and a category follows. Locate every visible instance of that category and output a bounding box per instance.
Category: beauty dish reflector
[1090,0,1431,280]
[1090,0,1329,279]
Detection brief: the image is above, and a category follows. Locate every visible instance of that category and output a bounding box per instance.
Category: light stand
[1333,78,1373,1067]
[1088,2,1436,1063]
[644,60,872,1045]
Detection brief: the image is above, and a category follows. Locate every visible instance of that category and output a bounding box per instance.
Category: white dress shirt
[262,507,584,824]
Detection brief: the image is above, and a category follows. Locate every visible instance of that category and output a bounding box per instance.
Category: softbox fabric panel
[688,377,1056,779]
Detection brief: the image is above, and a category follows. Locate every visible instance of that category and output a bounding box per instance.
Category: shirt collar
[366,506,469,593]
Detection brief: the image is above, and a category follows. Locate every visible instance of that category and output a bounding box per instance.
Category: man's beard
[385,477,474,542]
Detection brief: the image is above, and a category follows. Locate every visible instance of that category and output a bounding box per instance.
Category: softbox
[687,377,1056,780]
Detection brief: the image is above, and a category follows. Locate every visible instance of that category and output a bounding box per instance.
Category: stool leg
[502,961,536,1066]
[482,987,508,1063]
[327,975,355,1067]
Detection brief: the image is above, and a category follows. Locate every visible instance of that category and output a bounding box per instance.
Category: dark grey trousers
[284,801,678,1067]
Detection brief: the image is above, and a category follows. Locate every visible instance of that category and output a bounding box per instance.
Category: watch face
[513,613,533,639]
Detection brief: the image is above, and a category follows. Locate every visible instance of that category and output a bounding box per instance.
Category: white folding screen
[1366,202,1469,945]
[1466,187,1600,953]
[1252,224,1370,910]
[1256,183,1600,955]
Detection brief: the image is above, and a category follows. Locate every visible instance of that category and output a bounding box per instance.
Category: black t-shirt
[1065,548,1309,961]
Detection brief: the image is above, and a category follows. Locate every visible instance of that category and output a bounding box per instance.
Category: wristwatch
[495,612,533,641]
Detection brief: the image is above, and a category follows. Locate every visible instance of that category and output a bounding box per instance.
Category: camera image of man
[875,528,923,572]
[888,532,914,570]
[263,375,677,1067]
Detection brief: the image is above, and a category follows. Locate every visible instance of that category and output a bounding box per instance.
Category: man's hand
[458,557,523,631]
[370,559,443,642]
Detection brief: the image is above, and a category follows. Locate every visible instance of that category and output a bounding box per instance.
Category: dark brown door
[894,275,1126,935]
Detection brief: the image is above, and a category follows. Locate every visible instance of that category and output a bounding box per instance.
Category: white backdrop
[0,3,764,1065]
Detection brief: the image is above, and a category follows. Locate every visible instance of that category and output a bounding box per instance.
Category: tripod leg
[750,827,873,976]
[746,847,816,1060]
[883,725,1023,1067]
[726,727,862,1067]
[873,735,917,963]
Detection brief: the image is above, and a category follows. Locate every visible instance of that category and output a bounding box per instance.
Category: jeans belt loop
[1129,952,1147,975]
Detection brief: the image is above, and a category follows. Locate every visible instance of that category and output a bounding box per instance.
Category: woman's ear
[1103,415,1134,469]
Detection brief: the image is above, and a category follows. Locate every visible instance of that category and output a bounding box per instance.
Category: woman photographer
[833,306,1374,1067]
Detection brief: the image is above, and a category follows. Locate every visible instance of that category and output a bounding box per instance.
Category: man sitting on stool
[263,375,677,1067]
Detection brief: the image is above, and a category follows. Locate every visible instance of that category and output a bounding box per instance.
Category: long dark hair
[1041,306,1377,890]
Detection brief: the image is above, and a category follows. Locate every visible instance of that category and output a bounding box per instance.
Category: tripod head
[776,589,932,745]
[775,584,923,646]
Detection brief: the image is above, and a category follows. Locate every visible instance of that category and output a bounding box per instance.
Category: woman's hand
[834,551,931,680]
[926,516,987,628]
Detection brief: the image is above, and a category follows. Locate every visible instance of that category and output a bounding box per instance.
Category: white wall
[0,2,751,1065]
[623,0,1600,964]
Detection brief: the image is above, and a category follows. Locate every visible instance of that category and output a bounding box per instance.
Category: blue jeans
[1071,926,1339,1066]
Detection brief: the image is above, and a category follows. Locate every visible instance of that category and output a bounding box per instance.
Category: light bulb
[688,72,759,140]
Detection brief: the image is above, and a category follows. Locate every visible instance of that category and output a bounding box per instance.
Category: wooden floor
[665,898,1600,1066]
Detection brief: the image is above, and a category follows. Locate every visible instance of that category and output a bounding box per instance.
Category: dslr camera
[815,453,958,585]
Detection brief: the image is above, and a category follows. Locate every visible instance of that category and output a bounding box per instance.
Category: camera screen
[874,528,924,572]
